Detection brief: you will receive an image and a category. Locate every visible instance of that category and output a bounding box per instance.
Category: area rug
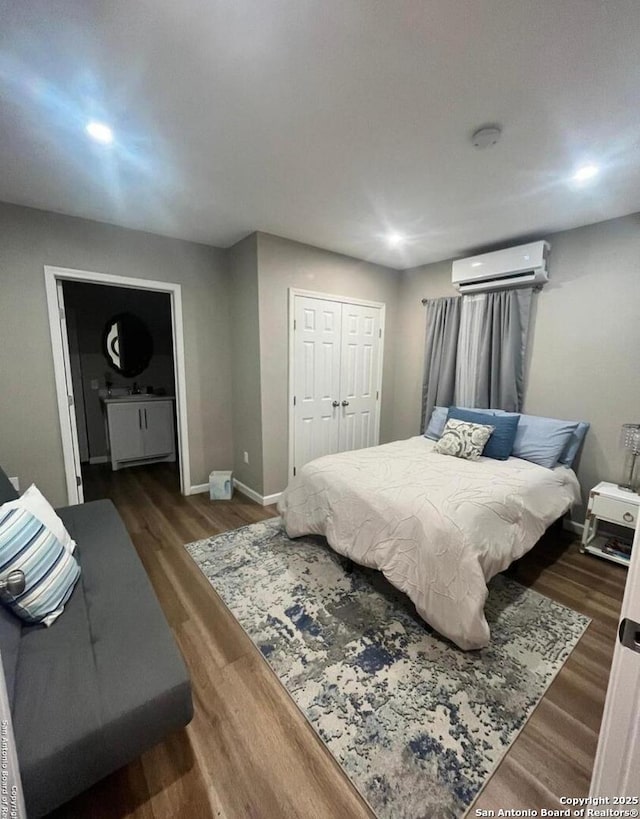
[185,518,590,819]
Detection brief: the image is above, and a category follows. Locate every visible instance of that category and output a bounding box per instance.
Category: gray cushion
[0,604,22,709]
[0,468,22,705]
[0,467,18,504]
[13,500,193,817]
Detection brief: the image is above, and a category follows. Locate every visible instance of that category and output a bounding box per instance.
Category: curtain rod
[421,286,542,304]
[420,295,460,304]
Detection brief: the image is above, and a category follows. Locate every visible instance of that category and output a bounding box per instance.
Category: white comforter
[278,437,580,650]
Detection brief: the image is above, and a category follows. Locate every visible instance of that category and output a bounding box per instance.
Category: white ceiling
[1,0,640,269]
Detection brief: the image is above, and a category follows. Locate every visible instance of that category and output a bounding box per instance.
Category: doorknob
[341,400,350,407]
[332,400,340,408]
[619,618,640,653]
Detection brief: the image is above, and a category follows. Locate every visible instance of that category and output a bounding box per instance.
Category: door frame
[64,305,90,464]
[44,265,191,504]
[287,287,386,482]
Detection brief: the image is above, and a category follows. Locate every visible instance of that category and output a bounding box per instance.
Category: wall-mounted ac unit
[452,240,550,293]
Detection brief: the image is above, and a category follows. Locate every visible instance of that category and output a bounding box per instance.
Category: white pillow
[1,484,76,554]
[433,419,495,461]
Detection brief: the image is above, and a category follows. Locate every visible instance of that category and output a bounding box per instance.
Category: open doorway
[45,266,191,504]
[62,281,178,501]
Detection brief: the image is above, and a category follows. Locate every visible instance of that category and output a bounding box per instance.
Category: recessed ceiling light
[85,121,114,144]
[573,163,599,182]
[386,232,405,248]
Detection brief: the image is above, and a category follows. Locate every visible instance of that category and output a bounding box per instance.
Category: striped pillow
[0,506,81,626]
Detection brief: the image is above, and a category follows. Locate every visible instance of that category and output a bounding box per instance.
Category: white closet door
[293,297,342,472]
[338,303,381,453]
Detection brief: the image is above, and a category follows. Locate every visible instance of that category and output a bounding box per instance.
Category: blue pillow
[511,415,579,469]
[459,407,497,417]
[424,406,448,440]
[448,407,520,460]
[557,421,590,468]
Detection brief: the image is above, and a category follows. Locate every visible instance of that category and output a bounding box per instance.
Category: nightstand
[580,481,639,567]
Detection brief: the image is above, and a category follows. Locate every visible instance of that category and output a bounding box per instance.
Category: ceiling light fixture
[573,163,599,183]
[85,121,114,145]
[386,232,405,248]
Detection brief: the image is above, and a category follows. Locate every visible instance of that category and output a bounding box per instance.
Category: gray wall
[0,202,233,506]
[391,213,640,519]
[256,232,401,497]
[227,234,264,493]
[3,197,636,517]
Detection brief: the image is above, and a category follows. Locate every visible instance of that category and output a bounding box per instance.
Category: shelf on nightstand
[582,535,631,568]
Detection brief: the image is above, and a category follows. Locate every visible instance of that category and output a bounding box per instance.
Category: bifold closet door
[293,295,383,475]
[293,297,342,470]
[338,303,381,453]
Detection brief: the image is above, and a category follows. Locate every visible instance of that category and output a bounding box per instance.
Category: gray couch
[0,468,193,817]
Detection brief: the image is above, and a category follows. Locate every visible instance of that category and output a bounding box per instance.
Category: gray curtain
[474,287,533,411]
[421,296,461,430]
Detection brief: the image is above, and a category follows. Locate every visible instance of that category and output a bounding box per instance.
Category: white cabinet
[104,398,176,471]
[142,402,175,459]
[107,403,145,463]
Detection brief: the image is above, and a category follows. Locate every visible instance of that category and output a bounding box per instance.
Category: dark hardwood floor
[51,463,626,818]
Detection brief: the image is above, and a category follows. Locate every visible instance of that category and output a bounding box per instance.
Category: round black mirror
[102,312,153,378]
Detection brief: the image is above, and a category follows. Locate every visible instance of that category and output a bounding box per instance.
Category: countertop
[101,395,175,404]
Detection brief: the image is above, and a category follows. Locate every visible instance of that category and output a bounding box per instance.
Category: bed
[277,436,581,650]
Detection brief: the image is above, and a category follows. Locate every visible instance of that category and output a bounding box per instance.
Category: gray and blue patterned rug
[185,518,589,819]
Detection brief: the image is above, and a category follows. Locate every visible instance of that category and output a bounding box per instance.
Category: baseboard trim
[563,518,584,536]
[232,479,262,504]
[233,479,282,507]
[88,455,109,465]
[188,479,281,507]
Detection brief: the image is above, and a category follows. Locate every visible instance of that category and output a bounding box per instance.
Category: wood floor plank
[55,463,626,819]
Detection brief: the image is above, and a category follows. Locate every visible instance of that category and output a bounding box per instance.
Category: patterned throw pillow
[0,506,81,626]
[433,419,495,461]
[2,484,76,553]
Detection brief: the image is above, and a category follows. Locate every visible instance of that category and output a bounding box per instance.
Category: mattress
[278,437,581,649]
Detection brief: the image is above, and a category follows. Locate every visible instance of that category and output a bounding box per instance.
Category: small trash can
[209,470,233,500]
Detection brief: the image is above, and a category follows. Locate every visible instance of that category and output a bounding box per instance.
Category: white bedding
[278,437,581,650]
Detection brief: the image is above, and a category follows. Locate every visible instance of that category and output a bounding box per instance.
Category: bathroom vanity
[102,395,176,471]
